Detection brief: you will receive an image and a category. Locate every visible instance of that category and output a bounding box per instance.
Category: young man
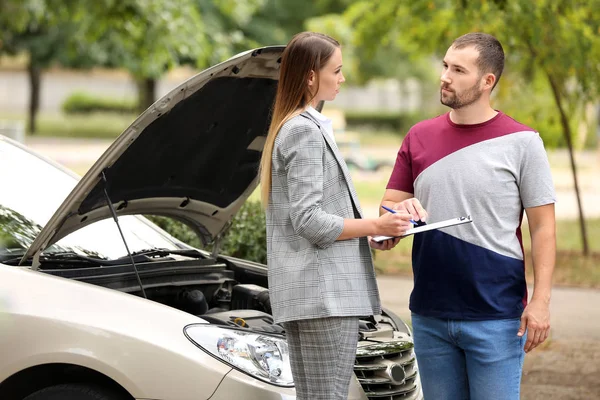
[381,33,556,399]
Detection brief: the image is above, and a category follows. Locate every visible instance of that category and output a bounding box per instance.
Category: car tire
[23,383,128,400]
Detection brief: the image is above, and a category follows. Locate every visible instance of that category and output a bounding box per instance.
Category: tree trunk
[136,77,156,114]
[27,59,41,135]
[546,73,589,256]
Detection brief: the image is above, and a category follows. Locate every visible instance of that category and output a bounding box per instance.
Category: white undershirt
[306,106,335,144]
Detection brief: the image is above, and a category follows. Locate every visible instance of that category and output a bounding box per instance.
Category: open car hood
[22,46,284,263]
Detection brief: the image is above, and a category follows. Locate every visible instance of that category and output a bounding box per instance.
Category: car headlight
[184,324,294,387]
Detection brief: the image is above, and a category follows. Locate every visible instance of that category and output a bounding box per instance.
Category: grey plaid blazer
[266,111,381,324]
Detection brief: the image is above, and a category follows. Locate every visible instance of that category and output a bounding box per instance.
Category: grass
[353,179,391,204]
[0,112,134,139]
[374,219,600,289]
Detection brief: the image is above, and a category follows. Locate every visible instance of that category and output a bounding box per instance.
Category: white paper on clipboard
[372,215,473,243]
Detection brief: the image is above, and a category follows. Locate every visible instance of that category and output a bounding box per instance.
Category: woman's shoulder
[280,112,319,134]
[275,113,323,149]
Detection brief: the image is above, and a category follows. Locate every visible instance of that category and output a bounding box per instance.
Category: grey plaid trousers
[283,317,359,400]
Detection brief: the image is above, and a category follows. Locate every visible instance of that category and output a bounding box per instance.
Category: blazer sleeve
[276,120,344,249]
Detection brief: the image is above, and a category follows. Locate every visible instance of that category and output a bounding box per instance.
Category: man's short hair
[452,32,505,90]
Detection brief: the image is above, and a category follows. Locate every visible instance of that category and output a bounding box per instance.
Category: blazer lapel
[300,112,364,218]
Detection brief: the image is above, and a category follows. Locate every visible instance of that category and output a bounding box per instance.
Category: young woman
[259,32,413,400]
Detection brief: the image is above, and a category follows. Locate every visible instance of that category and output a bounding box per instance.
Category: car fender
[0,264,232,400]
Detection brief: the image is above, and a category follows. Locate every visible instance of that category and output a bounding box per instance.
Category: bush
[62,92,136,115]
[146,215,203,249]
[219,201,267,264]
[146,200,267,264]
[345,110,429,134]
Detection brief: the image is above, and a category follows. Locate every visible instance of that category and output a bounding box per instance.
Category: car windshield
[0,139,184,261]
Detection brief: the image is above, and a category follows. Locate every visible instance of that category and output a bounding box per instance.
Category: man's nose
[441,71,451,84]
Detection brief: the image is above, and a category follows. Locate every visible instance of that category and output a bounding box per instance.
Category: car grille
[354,340,420,399]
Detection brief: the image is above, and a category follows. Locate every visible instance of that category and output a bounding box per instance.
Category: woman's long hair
[259,32,340,207]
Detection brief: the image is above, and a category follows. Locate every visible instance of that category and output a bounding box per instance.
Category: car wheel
[23,383,128,400]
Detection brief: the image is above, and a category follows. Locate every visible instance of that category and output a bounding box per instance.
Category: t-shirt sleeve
[519,133,556,208]
[386,131,414,193]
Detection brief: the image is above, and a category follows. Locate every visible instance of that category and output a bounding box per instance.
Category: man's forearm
[379,189,415,216]
[529,225,556,303]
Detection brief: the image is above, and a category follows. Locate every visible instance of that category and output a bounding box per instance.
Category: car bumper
[209,369,369,400]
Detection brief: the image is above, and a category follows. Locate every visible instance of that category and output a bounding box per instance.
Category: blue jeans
[411,313,526,400]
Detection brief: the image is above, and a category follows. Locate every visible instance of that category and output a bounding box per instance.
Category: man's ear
[483,73,496,90]
[307,70,315,87]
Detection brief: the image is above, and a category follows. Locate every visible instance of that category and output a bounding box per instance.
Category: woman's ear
[307,70,315,87]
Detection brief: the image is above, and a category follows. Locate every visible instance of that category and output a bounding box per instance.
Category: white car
[0,46,422,400]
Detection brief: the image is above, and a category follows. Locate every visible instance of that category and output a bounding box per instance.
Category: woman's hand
[376,210,414,237]
[368,236,401,250]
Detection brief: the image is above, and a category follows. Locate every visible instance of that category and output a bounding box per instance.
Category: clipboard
[372,215,473,243]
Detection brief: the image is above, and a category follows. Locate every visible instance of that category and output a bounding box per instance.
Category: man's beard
[440,83,483,109]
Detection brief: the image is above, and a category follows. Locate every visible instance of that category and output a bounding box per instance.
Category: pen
[381,205,417,225]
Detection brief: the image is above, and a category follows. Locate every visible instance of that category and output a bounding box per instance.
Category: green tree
[81,0,269,112]
[0,0,208,127]
[238,0,357,46]
[2,22,62,134]
[68,0,208,113]
[1,1,72,134]
[346,0,600,255]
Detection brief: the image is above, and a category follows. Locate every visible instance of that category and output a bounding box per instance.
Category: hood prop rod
[101,170,147,299]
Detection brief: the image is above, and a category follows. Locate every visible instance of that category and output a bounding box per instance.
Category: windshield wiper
[129,248,207,259]
[2,251,111,267]
[2,248,208,268]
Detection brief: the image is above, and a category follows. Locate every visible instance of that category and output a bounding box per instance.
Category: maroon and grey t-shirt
[387,111,556,320]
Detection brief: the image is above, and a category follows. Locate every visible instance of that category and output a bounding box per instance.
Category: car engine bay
[38,253,421,399]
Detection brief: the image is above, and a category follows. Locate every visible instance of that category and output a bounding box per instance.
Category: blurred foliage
[306,12,436,87]
[345,0,600,148]
[0,0,368,128]
[1,0,208,76]
[218,200,267,263]
[2,0,599,149]
[146,200,267,264]
[241,0,355,45]
[62,92,136,115]
[146,216,203,249]
[345,0,600,253]
[493,72,579,149]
